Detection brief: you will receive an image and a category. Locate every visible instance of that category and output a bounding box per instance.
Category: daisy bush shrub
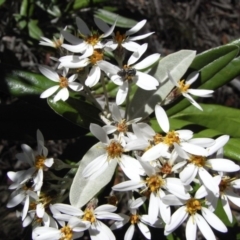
[4,9,240,240]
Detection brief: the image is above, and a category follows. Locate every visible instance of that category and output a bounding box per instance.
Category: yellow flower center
[59,76,69,88]
[219,176,235,193]
[163,131,180,146]
[178,80,190,93]
[82,208,96,223]
[160,163,172,175]
[35,155,46,169]
[106,141,124,159]
[114,31,126,44]
[186,198,202,215]
[153,133,163,145]
[85,34,100,46]
[145,175,165,193]
[89,49,104,65]
[189,155,206,167]
[60,226,73,240]
[116,119,128,133]
[130,214,140,224]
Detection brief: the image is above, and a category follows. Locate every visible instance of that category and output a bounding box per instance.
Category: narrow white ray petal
[112,180,144,191]
[127,43,148,66]
[141,215,164,228]
[40,85,59,99]
[104,41,118,51]
[142,143,169,161]
[221,196,232,223]
[176,129,193,141]
[126,20,146,35]
[82,153,108,178]
[129,32,154,41]
[102,125,117,134]
[68,74,78,82]
[201,207,227,232]
[180,142,207,156]
[98,60,120,75]
[112,104,122,122]
[165,206,188,233]
[53,203,83,216]
[116,82,128,105]
[60,57,89,68]
[38,65,59,82]
[95,204,116,213]
[187,89,214,97]
[159,198,171,224]
[22,195,29,220]
[231,179,240,188]
[130,197,147,209]
[195,213,216,240]
[61,30,82,44]
[135,71,158,90]
[96,212,123,221]
[180,163,198,185]
[138,222,150,239]
[185,71,199,85]
[76,17,91,36]
[207,159,240,172]
[101,18,117,38]
[111,75,123,85]
[90,123,109,143]
[206,135,229,156]
[34,228,61,240]
[148,193,159,224]
[188,138,215,148]
[85,65,101,87]
[40,37,53,44]
[198,168,219,195]
[155,105,169,133]
[62,42,87,53]
[125,225,135,240]
[165,178,190,199]
[137,122,155,137]
[173,143,189,159]
[182,93,203,110]
[134,53,160,70]
[122,41,141,52]
[120,155,142,180]
[225,189,240,207]
[7,192,25,208]
[186,216,197,240]
[94,17,110,33]
[110,214,129,230]
[162,195,186,205]
[69,82,83,91]
[125,139,148,151]
[194,185,208,199]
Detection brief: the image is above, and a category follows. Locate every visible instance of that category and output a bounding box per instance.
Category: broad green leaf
[28,19,43,40]
[73,0,108,10]
[224,138,240,162]
[173,104,240,138]
[48,98,101,129]
[0,0,6,6]
[70,142,117,208]
[166,47,240,116]
[94,9,137,28]
[128,50,196,119]
[20,0,28,16]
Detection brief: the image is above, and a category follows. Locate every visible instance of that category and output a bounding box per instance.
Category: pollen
[60,226,73,240]
[35,155,46,169]
[59,76,69,88]
[106,141,124,159]
[160,163,172,175]
[116,119,128,133]
[82,208,96,223]
[130,214,140,224]
[85,34,100,46]
[178,80,190,93]
[186,198,202,215]
[114,31,126,44]
[189,155,206,167]
[153,133,163,145]
[163,131,180,146]
[145,175,165,193]
[89,49,103,65]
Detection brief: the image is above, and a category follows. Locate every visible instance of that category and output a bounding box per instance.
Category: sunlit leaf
[28,19,43,40]
[73,0,108,10]
[70,142,117,208]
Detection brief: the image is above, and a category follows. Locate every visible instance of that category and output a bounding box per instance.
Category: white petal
[188,138,215,148]
[138,222,150,239]
[187,89,214,97]
[62,42,87,53]
[7,191,25,208]
[206,135,229,156]
[225,189,240,207]
[221,196,232,223]
[180,163,198,185]
[127,43,148,66]
[162,195,186,206]
[38,65,59,82]
[155,105,169,133]
[126,20,146,35]
[98,60,120,75]
[185,71,199,85]
[130,197,146,209]
[134,53,160,70]
[186,216,197,240]
[135,71,158,90]
[124,225,135,240]
[201,207,227,232]
[101,18,117,38]
[165,178,190,199]
[96,212,123,221]
[36,203,45,218]
[207,159,240,172]
[141,143,169,161]
[90,123,109,144]
[69,82,83,91]
[94,17,110,33]
[180,142,207,156]
[61,30,82,44]
[53,203,83,216]
[102,125,117,134]
[116,82,128,105]
[148,193,159,224]
[182,93,203,111]
[129,32,154,41]
[76,17,91,36]
[112,180,144,191]
[53,88,69,102]
[85,65,101,87]
[22,195,30,220]
[40,86,59,99]
[122,41,141,52]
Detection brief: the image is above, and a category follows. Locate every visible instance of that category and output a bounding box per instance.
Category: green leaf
[224,138,240,162]
[0,0,6,6]
[94,9,137,28]
[173,104,240,138]
[128,50,196,119]
[166,46,240,116]
[70,142,117,208]
[20,0,28,16]
[48,98,102,129]
[28,19,43,40]
[73,0,108,10]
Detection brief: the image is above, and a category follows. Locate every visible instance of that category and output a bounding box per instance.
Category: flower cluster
[6,16,240,240]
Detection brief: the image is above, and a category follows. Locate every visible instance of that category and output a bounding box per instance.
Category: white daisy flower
[39,26,67,49]
[61,17,116,58]
[98,43,160,105]
[112,160,190,224]
[32,216,86,240]
[163,192,227,240]
[179,135,240,195]
[51,199,123,240]
[168,71,214,110]
[141,105,208,161]
[82,123,145,181]
[110,198,163,240]
[39,66,83,102]
[98,19,154,53]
